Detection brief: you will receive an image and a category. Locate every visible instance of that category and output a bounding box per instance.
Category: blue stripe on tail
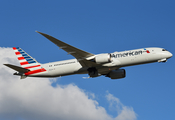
[16,47,36,64]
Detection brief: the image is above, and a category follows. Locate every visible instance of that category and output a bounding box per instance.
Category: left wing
[36,31,95,67]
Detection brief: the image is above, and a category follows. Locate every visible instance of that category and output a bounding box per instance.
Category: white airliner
[4,31,173,79]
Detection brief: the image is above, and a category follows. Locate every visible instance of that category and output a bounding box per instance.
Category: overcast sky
[0,0,175,120]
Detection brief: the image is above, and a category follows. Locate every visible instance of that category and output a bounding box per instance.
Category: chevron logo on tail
[13,47,46,76]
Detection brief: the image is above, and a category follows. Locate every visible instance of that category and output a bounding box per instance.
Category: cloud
[0,47,137,120]
[106,92,137,120]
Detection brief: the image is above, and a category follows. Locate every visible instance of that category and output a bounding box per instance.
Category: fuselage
[28,47,173,78]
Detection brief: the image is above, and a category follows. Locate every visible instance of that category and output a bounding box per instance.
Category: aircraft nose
[166,51,173,59]
[169,52,173,58]
[161,51,173,59]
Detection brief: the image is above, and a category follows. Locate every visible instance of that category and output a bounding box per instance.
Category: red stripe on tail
[13,47,17,50]
[20,61,29,65]
[15,52,21,55]
[25,68,46,75]
[18,57,25,60]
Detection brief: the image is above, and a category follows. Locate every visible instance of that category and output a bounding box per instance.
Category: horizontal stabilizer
[4,64,30,73]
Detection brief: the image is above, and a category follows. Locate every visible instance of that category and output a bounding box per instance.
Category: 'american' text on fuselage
[111,50,147,58]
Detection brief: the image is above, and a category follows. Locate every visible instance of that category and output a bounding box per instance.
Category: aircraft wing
[36,31,95,67]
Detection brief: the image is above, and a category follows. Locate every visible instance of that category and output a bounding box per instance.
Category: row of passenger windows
[49,61,76,67]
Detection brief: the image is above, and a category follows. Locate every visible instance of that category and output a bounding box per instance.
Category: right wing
[36,31,96,67]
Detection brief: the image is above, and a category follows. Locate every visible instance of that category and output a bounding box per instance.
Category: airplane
[4,31,173,79]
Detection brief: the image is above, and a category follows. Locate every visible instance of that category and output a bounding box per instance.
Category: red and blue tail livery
[4,47,47,79]
[13,47,39,67]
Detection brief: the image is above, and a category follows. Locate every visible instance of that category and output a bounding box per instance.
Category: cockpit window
[162,49,167,51]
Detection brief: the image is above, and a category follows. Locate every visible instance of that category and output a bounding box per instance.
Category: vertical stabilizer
[13,47,46,76]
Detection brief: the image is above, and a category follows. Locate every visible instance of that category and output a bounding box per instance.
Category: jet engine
[106,69,126,79]
[93,53,112,64]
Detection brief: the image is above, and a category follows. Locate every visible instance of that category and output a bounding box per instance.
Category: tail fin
[13,47,41,70]
[12,47,46,76]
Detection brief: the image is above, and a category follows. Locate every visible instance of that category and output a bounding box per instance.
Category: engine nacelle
[106,69,126,79]
[94,53,112,64]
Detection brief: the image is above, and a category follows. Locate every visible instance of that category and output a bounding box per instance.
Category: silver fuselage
[28,47,172,77]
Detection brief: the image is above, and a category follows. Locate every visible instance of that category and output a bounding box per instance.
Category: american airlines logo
[111,49,150,58]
